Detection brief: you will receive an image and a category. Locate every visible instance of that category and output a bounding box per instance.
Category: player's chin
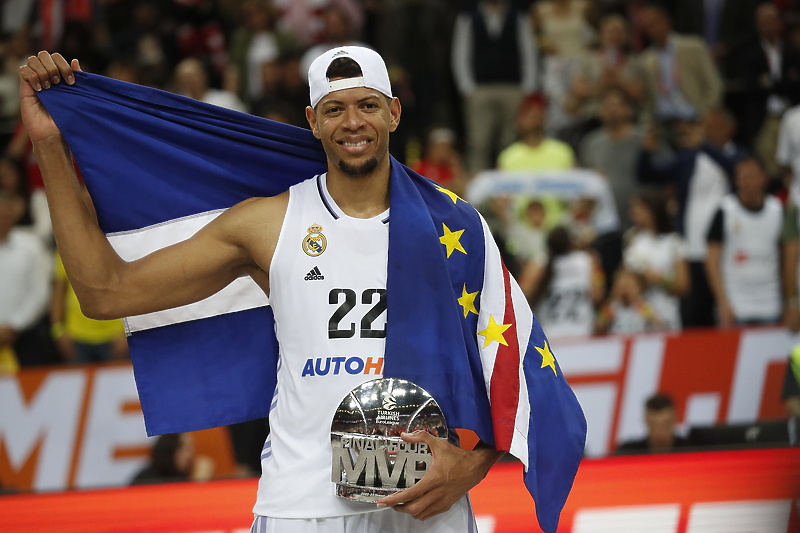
[338,157,379,176]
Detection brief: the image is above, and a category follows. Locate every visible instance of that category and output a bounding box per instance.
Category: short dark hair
[645,393,675,412]
[325,57,363,80]
[321,56,392,107]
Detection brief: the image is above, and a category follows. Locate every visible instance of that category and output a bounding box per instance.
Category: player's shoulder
[229,191,290,217]
[209,191,290,242]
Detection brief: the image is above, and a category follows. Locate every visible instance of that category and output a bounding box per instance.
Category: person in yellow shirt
[495,94,576,242]
[497,93,575,171]
[51,252,128,362]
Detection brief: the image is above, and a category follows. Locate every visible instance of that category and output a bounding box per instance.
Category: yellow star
[535,341,557,376]
[439,223,467,257]
[457,285,479,317]
[436,186,464,204]
[478,315,511,349]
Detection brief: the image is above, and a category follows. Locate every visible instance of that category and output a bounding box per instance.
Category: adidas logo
[304,266,325,281]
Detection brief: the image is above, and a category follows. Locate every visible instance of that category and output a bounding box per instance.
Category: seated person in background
[615,393,689,454]
[130,433,214,485]
[595,268,662,334]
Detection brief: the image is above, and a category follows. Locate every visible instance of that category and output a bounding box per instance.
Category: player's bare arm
[20,52,286,320]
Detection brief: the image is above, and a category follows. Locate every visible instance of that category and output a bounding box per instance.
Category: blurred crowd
[4,0,800,371]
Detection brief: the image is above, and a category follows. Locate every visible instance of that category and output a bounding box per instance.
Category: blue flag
[39,72,585,533]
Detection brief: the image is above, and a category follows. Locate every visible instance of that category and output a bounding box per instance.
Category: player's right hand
[18,52,82,144]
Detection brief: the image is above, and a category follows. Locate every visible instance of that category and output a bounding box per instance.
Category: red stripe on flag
[489,264,522,451]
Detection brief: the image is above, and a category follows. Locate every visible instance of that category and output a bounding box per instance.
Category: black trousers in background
[680,260,716,329]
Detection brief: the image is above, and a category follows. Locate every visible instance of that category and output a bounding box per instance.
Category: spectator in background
[637,117,733,328]
[228,0,298,107]
[595,268,662,334]
[598,0,653,53]
[741,2,800,180]
[498,93,575,171]
[272,0,364,48]
[104,60,142,85]
[51,252,128,363]
[1,0,36,37]
[0,190,53,367]
[778,101,800,208]
[522,226,604,339]
[703,107,748,162]
[579,86,643,229]
[705,157,791,327]
[623,189,690,330]
[172,57,248,113]
[275,51,311,122]
[375,0,455,162]
[130,433,213,485]
[673,0,761,85]
[532,0,596,140]
[0,157,32,231]
[615,393,689,454]
[532,0,595,59]
[638,2,722,123]
[563,14,644,137]
[452,0,538,173]
[299,6,368,82]
[497,94,576,230]
[111,0,178,89]
[495,197,550,270]
[410,127,464,193]
[0,31,26,149]
[170,0,229,80]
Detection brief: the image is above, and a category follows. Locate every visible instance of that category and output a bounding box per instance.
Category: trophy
[330,378,448,502]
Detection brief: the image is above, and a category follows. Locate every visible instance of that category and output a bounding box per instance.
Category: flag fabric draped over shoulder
[39,72,585,533]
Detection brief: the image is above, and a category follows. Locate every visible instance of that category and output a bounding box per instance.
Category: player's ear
[306,106,320,139]
[388,98,401,133]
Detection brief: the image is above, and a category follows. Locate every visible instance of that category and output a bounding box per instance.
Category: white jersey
[720,194,783,321]
[533,250,595,339]
[255,174,389,518]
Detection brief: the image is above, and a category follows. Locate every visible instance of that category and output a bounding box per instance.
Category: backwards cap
[308,46,392,108]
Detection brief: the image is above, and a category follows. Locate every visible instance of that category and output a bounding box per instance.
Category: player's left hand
[376,430,504,520]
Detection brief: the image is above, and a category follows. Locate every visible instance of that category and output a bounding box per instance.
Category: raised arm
[19,52,284,320]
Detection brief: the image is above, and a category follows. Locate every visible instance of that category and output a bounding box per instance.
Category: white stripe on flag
[479,214,531,468]
[107,210,269,333]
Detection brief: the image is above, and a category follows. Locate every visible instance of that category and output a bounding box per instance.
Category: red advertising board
[1,449,797,533]
[0,327,796,493]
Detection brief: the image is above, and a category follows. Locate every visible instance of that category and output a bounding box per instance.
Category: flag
[39,72,585,533]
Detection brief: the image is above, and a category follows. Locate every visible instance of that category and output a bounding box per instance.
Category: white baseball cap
[308,46,392,108]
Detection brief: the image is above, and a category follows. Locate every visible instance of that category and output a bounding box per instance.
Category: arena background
[2,326,798,532]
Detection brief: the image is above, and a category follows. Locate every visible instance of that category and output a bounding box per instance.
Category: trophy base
[335,483,400,503]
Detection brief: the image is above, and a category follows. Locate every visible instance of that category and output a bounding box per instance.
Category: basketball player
[20,47,504,532]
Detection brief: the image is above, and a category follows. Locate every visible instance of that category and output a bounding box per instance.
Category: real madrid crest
[302,223,327,257]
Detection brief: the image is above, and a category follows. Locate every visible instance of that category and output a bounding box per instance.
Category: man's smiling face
[306,86,400,178]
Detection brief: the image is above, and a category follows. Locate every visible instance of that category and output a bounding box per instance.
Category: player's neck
[326,164,391,219]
